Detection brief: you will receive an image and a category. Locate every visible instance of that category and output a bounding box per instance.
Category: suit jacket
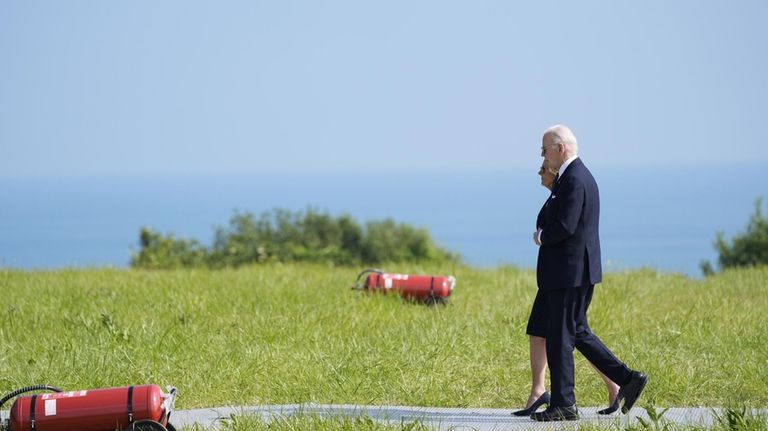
[536,158,602,290]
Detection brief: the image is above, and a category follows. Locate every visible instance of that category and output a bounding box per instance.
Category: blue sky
[2,1,767,176]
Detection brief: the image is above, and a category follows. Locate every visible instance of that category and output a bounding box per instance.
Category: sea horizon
[1,164,765,278]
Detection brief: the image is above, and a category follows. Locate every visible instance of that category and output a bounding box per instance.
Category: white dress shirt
[557,154,579,180]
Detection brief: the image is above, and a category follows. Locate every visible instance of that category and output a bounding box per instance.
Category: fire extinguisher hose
[0,385,63,410]
[353,268,384,290]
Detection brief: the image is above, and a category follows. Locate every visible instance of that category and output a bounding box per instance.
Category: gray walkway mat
[170,404,751,430]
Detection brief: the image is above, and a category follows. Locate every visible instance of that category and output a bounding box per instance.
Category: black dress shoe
[597,395,621,415]
[511,392,550,416]
[620,371,648,414]
[530,405,579,421]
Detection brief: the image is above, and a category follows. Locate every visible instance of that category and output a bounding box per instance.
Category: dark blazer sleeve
[540,176,584,246]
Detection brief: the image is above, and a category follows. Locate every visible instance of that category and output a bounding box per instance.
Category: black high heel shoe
[511,391,550,416]
[597,394,621,415]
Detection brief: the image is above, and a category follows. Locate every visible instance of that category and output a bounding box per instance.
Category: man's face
[540,134,562,169]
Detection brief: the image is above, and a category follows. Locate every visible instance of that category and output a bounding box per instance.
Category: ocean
[1,165,764,278]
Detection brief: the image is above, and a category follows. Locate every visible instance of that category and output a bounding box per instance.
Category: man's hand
[533,228,543,246]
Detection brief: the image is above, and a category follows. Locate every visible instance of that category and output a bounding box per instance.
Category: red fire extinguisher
[0,384,177,431]
[353,268,456,305]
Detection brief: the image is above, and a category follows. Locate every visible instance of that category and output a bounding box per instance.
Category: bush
[361,219,457,264]
[131,227,209,269]
[701,197,768,276]
[207,209,361,266]
[131,208,459,269]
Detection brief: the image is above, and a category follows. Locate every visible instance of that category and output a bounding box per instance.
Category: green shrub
[361,219,457,264]
[701,197,768,275]
[131,208,459,269]
[207,209,362,266]
[130,227,209,269]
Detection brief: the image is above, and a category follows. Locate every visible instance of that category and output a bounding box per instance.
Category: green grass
[1,264,767,429]
[184,413,432,431]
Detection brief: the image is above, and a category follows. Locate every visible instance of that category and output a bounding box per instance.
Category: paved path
[170,404,740,430]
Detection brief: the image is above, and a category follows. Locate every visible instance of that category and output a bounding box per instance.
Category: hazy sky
[2,1,767,176]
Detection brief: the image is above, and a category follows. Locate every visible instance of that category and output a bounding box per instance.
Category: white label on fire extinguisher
[384,278,393,289]
[41,390,88,400]
[45,399,57,416]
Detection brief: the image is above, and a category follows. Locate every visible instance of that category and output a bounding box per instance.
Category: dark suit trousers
[545,284,633,407]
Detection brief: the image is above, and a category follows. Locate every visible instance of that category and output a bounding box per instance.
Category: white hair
[545,124,579,154]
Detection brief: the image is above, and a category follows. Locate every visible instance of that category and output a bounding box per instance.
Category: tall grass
[1,264,766,414]
[184,413,432,431]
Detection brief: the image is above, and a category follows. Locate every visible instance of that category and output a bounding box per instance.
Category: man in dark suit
[531,125,647,421]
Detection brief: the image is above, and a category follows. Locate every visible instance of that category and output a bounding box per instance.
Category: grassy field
[1,264,767,429]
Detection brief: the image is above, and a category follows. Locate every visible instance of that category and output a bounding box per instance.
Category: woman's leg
[590,362,620,404]
[526,335,548,407]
